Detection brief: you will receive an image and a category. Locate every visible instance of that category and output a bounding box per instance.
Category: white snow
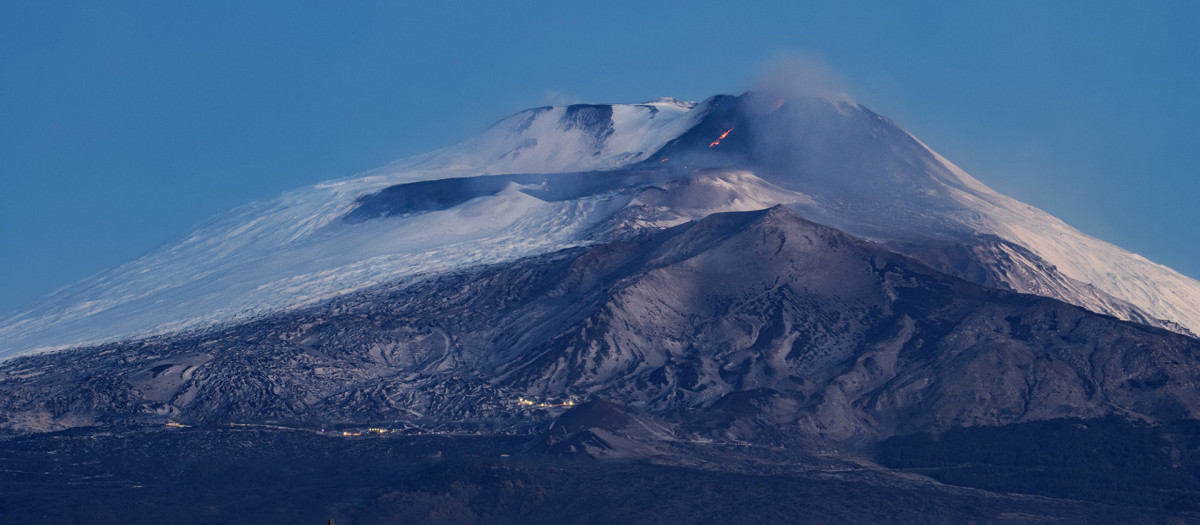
[0,98,710,357]
[2,93,1199,359]
[364,98,702,183]
[623,170,817,230]
[909,143,1200,336]
[0,184,629,356]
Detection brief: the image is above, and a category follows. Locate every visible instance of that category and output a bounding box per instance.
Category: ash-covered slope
[2,92,1198,359]
[4,207,1196,447]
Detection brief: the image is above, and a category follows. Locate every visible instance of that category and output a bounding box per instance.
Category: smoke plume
[750,53,854,104]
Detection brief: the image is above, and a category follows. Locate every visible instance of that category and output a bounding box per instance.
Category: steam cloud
[543,89,582,107]
[750,53,854,104]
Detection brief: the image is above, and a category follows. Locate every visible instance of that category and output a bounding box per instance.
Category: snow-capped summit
[1,92,1197,358]
[621,92,1200,336]
[366,97,704,181]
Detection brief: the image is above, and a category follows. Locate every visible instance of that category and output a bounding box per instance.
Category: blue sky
[1,1,1197,314]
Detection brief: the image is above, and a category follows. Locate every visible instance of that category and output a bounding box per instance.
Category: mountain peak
[2,91,1198,359]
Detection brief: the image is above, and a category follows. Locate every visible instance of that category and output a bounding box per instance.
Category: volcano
[2,92,1199,522]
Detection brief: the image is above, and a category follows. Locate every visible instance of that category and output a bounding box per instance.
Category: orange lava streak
[708,128,733,148]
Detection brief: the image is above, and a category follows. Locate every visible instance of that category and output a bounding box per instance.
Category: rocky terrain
[4,207,1197,439]
[3,208,1199,522]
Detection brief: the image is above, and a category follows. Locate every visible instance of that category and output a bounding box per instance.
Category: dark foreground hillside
[1,424,1196,524]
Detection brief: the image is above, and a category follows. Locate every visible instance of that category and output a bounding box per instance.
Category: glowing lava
[708,128,733,148]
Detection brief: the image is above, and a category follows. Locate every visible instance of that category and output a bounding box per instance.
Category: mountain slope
[639,93,1200,335]
[1,92,1197,359]
[4,207,1196,446]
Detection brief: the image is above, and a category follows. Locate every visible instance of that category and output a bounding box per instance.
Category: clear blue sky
[1,1,1197,314]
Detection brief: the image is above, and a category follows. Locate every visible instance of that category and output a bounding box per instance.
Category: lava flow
[708,128,733,148]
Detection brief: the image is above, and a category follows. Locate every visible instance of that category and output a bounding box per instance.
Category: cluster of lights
[517,397,576,408]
